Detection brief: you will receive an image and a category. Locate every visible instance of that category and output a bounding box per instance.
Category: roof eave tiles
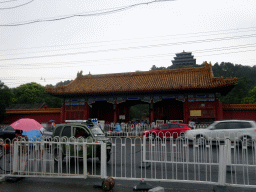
[45,63,237,95]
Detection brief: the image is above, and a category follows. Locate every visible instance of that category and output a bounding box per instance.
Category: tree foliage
[130,104,149,121]
[242,86,256,104]
[55,80,72,87]
[218,77,253,104]
[12,82,62,108]
[0,81,13,121]
[208,62,256,104]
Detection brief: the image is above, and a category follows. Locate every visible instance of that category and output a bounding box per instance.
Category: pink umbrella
[10,118,42,131]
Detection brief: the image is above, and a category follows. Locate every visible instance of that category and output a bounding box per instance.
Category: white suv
[185,119,256,146]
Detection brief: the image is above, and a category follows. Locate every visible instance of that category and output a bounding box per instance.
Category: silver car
[185,119,256,146]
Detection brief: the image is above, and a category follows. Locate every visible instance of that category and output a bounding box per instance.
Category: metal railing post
[101,143,107,179]
[13,141,18,173]
[218,141,228,186]
[83,142,87,179]
[226,139,232,173]
[143,136,146,162]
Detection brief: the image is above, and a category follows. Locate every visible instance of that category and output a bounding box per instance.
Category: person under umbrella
[11,118,44,161]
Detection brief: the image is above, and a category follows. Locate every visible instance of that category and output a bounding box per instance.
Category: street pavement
[1,176,256,192]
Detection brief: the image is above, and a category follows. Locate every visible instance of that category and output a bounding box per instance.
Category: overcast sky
[0,0,256,88]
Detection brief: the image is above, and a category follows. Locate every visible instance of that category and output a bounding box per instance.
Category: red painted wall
[215,100,223,120]
[4,102,256,126]
[223,111,256,121]
[4,113,61,124]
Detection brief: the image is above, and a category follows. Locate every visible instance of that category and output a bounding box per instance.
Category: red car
[143,122,191,139]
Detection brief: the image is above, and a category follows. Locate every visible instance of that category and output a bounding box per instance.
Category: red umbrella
[10,118,42,131]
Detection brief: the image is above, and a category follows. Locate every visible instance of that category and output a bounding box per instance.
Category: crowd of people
[103,121,154,133]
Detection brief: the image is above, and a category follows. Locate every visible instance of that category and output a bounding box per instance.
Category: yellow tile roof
[45,63,237,95]
[6,108,61,114]
[223,104,256,111]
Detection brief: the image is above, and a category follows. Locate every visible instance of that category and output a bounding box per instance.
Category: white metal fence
[1,135,256,189]
[108,135,256,188]
[0,137,107,179]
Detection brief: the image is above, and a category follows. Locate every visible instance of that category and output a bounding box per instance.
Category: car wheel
[195,135,206,146]
[0,152,13,172]
[54,148,64,163]
[107,150,111,162]
[179,132,185,139]
[241,136,253,148]
[0,147,3,159]
[148,133,156,140]
[98,149,111,163]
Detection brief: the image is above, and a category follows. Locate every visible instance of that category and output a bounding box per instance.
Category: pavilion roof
[45,63,237,96]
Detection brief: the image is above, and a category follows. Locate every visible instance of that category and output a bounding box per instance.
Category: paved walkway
[1,177,256,192]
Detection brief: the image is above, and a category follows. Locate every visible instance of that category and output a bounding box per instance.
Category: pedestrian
[137,122,142,132]
[40,127,45,135]
[15,129,23,137]
[127,121,132,132]
[13,130,28,174]
[51,122,55,130]
[114,123,121,133]
[189,119,196,129]
[22,129,43,161]
[151,121,156,129]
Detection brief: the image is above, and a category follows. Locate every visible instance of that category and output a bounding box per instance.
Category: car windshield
[91,126,104,136]
[2,126,15,131]
[207,122,218,129]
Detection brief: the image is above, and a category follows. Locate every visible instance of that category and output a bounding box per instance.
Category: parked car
[0,125,16,140]
[185,119,256,146]
[143,122,191,139]
[52,121,112,162]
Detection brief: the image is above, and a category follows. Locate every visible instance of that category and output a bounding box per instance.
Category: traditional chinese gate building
[45,63,237,124]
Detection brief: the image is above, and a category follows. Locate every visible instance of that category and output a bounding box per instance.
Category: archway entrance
[91,101,114,122]
[88,99,183,123]
[130,104,149,123]
[154,99,183,122]
[116,100,149,123]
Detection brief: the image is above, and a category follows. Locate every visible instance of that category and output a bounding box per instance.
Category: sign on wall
[190,110,202,117]
[156,120,164,127]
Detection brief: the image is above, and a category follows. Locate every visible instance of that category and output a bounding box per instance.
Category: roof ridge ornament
[77,70,83,79]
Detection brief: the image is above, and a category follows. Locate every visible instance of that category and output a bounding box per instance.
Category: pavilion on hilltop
[172,51,196,66]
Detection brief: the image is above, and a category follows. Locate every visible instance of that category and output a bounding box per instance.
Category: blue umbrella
[22,130,42,141]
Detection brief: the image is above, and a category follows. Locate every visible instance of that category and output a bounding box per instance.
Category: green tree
[13,82,44,104]
[218,77,253,104]
[242,86,256,104]
[12,82,62,108]
[130,104,149,121]
[212,62,256,85]
[56,80,72,87]
[0,81,12,122]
